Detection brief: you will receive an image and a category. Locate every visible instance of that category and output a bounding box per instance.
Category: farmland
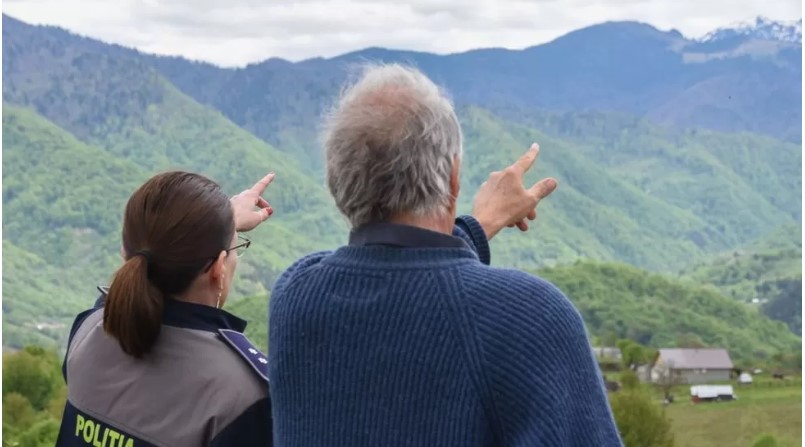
[664,379,801,447]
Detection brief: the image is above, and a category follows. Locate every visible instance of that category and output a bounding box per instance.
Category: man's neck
[388,213,454,235]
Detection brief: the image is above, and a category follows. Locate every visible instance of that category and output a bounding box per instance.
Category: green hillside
[456,107,799,271]
[680,224,802,302]
[745,224,803,252]
[3,241,88,348]
[679,225,802,336]
[228,295,269,353]
[458,107,711,270]
[3,105,147,349]
[759,275,802,336]
[2,104,343,349]
[3,37,344,350]
[226,261,800,361]
[2,35,346,240]
[537,261,800,361]
[3,101,802,351]
[483,107,801,244]
[492,106,801,215]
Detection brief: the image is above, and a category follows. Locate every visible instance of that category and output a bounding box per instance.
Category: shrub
[620,370,641,390]
[750,434,779,447]
[610,387,675,447]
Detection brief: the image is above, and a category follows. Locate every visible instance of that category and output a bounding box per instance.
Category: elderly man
[268,64,621,446]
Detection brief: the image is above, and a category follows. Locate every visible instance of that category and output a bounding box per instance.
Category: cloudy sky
[3,0,801,67]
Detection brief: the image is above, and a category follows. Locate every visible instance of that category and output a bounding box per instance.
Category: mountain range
[1,14,801,353]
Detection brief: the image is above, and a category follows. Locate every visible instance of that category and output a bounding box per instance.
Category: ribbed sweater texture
[268,216,622,446]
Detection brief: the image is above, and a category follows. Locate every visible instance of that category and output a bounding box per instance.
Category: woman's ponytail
[103,254,164,358]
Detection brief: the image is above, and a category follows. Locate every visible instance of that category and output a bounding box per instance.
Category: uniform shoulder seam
[217,329,269,383]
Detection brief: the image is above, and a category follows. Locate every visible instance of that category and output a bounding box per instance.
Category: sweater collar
[349,223,467,249]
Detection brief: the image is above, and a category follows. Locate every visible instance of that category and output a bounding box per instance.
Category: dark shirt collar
[95,286,248,333]
[162,298,247,333]
[349,222,467,249]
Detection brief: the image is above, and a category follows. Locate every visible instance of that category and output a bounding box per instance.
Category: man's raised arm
[453,143,558,264]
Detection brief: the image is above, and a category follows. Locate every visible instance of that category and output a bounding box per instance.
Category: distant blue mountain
[3,14,801,168]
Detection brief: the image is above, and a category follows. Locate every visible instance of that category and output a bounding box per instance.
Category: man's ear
[449,155,461,204]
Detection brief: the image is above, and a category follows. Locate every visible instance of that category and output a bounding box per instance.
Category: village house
[651,348,734,384]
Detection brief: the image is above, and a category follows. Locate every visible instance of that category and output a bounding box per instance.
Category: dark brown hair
[103,171,234,358]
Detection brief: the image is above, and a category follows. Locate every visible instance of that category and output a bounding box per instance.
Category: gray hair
[323,63,463,228]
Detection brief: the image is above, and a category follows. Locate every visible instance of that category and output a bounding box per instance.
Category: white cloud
[3,0,801,67]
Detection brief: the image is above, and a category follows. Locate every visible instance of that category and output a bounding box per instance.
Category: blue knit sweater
[268,216,622,446]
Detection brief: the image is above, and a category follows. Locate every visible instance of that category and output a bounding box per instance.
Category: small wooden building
[651,348,734,384]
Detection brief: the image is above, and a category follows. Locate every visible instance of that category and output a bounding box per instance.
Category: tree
[760,276,802,335]
[617,339,649,371]
[46,385,67,421]
[610,387,675,447]
[770,352,786,372]
[652,360,684,402]
[2,393,35,429]
[675,333,706,349]
[1,348,64,447]
[1,349,60,410]
[17,419,60,447]
[602,330,619,348]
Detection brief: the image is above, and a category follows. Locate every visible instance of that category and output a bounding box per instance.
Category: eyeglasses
[203,235,251,272]
[228,234,251,258]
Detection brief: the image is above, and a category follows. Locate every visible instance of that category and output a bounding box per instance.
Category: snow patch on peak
[701,16,801,44]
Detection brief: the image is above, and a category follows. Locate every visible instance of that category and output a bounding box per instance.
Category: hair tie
[133,250,152,263]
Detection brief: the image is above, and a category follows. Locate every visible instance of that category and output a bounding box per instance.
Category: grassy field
[663,380,801,447]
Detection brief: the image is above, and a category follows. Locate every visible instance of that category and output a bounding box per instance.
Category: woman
[55,171,275,447]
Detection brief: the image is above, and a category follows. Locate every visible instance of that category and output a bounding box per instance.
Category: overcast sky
[3,0,801,67]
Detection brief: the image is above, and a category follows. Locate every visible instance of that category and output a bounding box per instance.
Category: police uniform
[55,287,272,447]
